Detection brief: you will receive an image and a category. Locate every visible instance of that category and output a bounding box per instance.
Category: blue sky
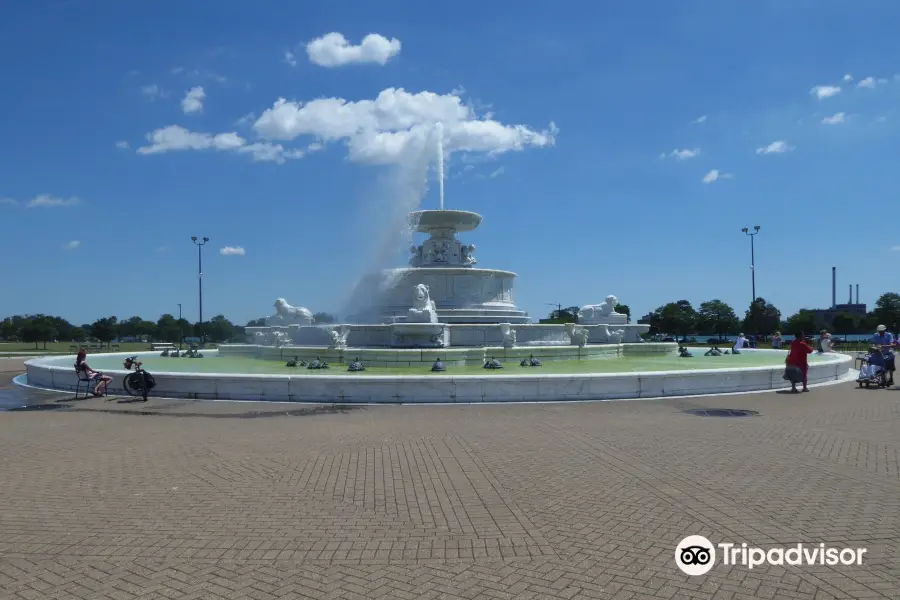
[2,0,900,326]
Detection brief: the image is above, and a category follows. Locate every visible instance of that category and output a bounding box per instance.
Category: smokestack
[856,284,859,305]
[832,266,836,308]
[849,284,852,304]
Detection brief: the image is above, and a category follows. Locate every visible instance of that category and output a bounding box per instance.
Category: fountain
[20,133,853,403]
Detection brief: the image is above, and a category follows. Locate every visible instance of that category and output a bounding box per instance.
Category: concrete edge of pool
[22,349,853,404]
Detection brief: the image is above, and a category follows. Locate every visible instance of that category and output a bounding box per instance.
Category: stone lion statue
[599,295,620,316]
[265,298,314,326]
[407,284,438,323]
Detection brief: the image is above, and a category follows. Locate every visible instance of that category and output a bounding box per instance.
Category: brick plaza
[0,361,897,599]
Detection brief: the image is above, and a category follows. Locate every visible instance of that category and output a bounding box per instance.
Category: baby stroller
[857,347,892,388]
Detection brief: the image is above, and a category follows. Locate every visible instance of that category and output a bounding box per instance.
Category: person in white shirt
[733,333,747,354]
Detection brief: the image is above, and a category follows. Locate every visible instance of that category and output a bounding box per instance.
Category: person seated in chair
[678,345,693,357]
[859,346,886,381]
[75,348,113,397]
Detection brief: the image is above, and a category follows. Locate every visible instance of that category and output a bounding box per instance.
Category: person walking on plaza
[785,332,813,393]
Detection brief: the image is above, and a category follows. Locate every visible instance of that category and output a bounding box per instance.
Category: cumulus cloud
[115,140,130,149]
[141,84,169,100]
[220,246,245,256]
[857,76,887,89]
[756,140,793,155]
[822,112,845,125]
[702,169,732,184]
[64,240,81,250]
[810,85,841,99]
[283,51,297,67]
[182,86,206,114]
[26,194,81,208]
[137,125,304,164]
[843,74,853,82]
[251,87,556,166]
[660,148,699,160]
[306,32,401,67]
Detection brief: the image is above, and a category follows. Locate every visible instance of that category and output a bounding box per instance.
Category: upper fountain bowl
[408,210,483,233]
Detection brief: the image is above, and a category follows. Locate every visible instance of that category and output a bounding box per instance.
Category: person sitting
[75,348,113,397]
[859,346,886,381]
[705,346,722,356]
[732,333,746,354]
[679,346,693,357]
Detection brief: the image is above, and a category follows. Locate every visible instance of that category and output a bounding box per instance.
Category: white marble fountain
[241,205,655,365]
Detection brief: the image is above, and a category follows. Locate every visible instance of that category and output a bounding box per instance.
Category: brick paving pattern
[0,368,898,599]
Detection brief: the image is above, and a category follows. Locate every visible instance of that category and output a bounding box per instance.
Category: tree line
[0,312,339,349]
[647,293,900,339]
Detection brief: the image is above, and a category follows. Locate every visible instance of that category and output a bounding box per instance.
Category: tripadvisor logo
[675,536,867,575]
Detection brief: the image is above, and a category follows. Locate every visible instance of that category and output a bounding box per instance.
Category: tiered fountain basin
[23,348,851,404]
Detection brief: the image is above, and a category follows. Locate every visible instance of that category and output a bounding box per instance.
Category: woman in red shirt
[786,332,814,393]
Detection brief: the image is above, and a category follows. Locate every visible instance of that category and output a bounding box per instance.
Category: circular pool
[22,347,852,403]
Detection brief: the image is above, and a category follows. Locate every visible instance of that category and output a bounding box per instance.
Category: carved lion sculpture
[599,295,620,316]
[266,298,314,326]
[408,284,438,324]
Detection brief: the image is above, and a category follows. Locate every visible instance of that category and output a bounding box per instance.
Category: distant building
[811,303,867,326]
[637,312,653,325]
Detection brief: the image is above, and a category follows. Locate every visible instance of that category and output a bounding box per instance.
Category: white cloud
[220,246,245,256]
[181,86,206,114]
[26,194,81,208]
[690,115,707,124]
[115,140,130,149]
[702,169,732,184]
[857,76,888,89]
[235,112,256,127]
[489,167,504,178]
[251,87,556,166]
[756,140,793,155]
[822,112,845,125]
[136,125,303,164]
[283,51,297,67]
[141,84,169,100]
[661,148,699,160]
[843,73,853,82]
[810,85,841,99]
[64,240,81,250]
[306,32,401,67]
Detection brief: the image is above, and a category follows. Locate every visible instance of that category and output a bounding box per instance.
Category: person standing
[733,333,747,354]
[771,331,783,349]
[786,332,813,393]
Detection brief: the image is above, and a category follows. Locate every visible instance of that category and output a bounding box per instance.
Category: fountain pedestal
[390,323,449,348]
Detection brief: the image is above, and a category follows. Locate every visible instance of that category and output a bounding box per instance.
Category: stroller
[857,347,893,388]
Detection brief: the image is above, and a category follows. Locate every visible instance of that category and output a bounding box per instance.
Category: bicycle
[122,356,156,402]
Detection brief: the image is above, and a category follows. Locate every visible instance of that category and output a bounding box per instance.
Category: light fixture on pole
[191,236,209,344]
[741,226,761,334]
[177,303,183,351]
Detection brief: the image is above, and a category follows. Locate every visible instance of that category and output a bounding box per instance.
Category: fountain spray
[436,122,444,210]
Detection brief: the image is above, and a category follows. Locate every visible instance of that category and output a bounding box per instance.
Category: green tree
[697,299,740,337]
[615,303,631,323]
[871,293,900,332]
[70,327,86,342]
[649,300,698,341]
[831,313,858,335]
[246,318,267,327]
[155,314,181,343]
[784,310,824,336]
[21,315,59,349]
[89,317,118,348]
[202,315,236,342]
[742,297,781,335]
[312,312,337,324]
[540,306,580,324]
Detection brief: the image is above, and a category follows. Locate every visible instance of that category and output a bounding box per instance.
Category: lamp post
[741,226,761,335]
[191,236,209,344]
[177,303,183,351]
